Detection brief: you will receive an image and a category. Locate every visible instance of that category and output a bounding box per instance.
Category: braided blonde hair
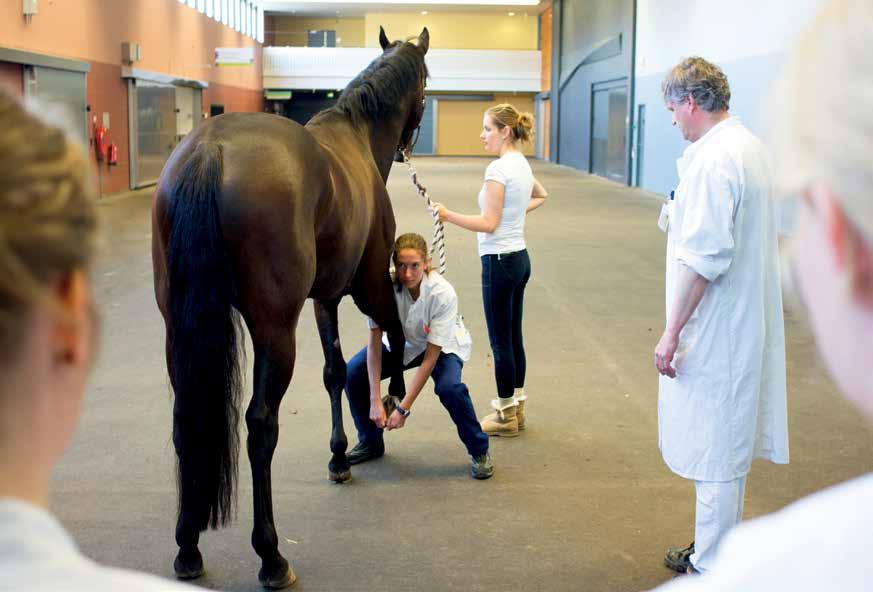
[0,91,98,354]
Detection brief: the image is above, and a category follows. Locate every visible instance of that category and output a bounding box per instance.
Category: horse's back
[154,112,330,323]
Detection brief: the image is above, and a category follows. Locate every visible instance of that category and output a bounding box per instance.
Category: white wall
[633,0,823,195]
[636,0,823,77]
[263,47,541,92]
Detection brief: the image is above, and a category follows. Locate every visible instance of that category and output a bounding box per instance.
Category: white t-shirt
[649,473,873,592]
[369,271,472,366]
[0,498,204,591]
[477,151,534,256]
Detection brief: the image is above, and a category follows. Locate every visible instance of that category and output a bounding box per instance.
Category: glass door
[129,79,177,188]
[590,79,628,183]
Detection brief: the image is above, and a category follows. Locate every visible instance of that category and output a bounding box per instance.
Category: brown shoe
[480,399,519,437]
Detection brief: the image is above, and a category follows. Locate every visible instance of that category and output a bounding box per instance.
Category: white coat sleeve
[675,165,737,282]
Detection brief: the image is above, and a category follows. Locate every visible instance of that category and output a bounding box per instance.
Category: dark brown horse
[151,27,429,589]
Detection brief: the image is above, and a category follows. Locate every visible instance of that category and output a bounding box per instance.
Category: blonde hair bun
[487,103,535,145]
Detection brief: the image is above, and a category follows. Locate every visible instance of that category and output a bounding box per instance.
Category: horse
[151,27,429,589]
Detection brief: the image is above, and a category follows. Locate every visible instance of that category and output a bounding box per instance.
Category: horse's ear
[418,27,429,55]
[379,26,390,51]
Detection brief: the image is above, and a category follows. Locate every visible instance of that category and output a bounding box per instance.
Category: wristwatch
[392,396,411,418]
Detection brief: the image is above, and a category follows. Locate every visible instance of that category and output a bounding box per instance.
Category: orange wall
[86,62,129,195]
[436,94,536,156]
[204,83,264,114]
[2,0,263,195]
[2,0,262,91]
[540,5,552,93]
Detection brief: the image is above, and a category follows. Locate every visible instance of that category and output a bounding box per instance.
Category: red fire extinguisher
[108,143,118,165]
[93,118,108,162]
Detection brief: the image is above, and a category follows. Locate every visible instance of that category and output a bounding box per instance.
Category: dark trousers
[344,344,489,457]
[481,249,531,398]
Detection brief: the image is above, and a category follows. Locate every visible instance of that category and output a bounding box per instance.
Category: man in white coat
[653,56,789,575]
[650,2,872,589]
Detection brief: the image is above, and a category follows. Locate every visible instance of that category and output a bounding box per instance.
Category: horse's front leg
[313,298,351,483]
[385,322,407,398]
[246,321,298,589]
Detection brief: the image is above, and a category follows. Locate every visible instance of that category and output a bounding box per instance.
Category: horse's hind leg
[313,298,351,483]
[246,319,300,589]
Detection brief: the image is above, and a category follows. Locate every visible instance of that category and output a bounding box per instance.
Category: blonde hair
[0,91,98,352]
[486,103,534,144]
[771,0,873,244]
[662,56,731,112]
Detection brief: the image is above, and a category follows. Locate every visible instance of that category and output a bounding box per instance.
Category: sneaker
[346,440,384,465]
[664,541,695,573]
[470,453,494,480]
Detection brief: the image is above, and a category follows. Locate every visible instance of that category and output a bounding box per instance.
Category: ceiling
[263,0,547,19]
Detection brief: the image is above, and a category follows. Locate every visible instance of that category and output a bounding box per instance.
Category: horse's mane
[323,41,428,125]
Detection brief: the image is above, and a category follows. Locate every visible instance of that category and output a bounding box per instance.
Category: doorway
[589,79,628,183]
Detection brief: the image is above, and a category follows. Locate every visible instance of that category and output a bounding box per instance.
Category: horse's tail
[165,142,243,530]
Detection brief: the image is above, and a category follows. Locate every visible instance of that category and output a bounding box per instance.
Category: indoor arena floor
[54,156,873,591]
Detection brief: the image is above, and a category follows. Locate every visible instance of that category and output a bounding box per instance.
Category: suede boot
[515,395,527,430]
[480,398,519,437]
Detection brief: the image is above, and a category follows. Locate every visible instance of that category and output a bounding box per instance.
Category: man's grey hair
[662,57,731,113]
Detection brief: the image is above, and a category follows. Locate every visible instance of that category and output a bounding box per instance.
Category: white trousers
[690,475,747,572]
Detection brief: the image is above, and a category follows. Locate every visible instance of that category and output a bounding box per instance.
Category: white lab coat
[0,498,204,591]
[650,473,873,591]
[658,117,789,482]
[369,271,472,366]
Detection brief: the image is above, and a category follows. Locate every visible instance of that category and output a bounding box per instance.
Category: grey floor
[54,157,873,591]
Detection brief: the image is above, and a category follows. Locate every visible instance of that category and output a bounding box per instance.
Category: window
[251,4,257,39]
[181,0,261,37]
[257,6,264,43]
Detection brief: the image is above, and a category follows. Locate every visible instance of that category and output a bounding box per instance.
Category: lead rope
[402,148,447,274]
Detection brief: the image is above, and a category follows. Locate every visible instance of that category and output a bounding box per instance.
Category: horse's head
[378,26,430,161]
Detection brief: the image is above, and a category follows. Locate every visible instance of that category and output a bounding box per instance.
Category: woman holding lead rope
[434,103,548,438]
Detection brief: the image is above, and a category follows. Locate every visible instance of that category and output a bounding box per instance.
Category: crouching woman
[343,233,493,479]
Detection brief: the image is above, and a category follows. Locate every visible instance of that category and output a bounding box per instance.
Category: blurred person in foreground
[0,91,203,591]
[652,1,873,589]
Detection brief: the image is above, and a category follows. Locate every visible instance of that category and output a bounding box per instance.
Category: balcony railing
[263,47,541,93]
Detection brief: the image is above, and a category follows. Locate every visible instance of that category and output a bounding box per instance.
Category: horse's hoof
[328,468,352,483]
[259,558,297,589]
[174,548,205,580]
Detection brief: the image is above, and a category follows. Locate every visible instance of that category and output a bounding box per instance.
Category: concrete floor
[53,157,873,591]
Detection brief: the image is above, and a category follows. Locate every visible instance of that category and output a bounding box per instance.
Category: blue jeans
[344,344,489,457]
[481,249,531,398]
